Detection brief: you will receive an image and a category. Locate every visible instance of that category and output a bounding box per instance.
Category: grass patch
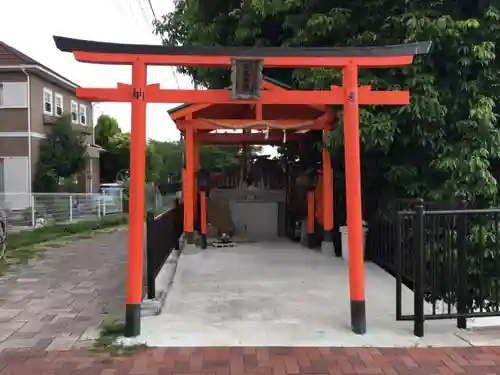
[9,246,42,263]
[45,242,64,248]
[6,214,128,250]
[91,317,147,356]
[0,214,128,276]
[0,245,45,275]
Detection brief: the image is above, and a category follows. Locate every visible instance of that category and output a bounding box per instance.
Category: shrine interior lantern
[231,58,263,100]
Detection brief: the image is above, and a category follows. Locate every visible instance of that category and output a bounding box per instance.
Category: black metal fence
[145,200,184,299]
[368,199,500,337]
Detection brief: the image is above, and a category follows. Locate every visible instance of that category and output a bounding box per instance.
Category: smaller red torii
[168,77,336,250]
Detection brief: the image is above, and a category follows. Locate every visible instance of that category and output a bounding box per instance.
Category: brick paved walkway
[1,347,500,374]
[0,229,127,352]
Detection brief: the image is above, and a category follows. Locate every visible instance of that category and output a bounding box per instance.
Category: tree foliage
[95,114,120,149]
[33,114,87,192]
[155,0,500,309]
[95,116,158,183]
[155,0,500,206]
[98,130,132,183]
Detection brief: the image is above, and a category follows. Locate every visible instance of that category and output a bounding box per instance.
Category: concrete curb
[141,234,185,317]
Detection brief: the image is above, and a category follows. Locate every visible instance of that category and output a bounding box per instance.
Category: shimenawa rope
[199,118,313,143]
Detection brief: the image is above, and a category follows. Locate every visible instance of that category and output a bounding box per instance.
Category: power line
[112,0,128,21]
[144,0,181,90]
[116,0,182,90]
[171,70,181,90]
[146,0,157,21]
[112,0,144,29]
[124,0,138,23]
[113,0,141,29]
[135,0,150,26]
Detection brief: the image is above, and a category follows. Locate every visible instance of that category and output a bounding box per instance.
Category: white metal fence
[0,190,124,230]
[0,190,180,231]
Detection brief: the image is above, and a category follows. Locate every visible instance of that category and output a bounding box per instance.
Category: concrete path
[140,241,469,347]
[0,228,127,351]
[0,347,500,374]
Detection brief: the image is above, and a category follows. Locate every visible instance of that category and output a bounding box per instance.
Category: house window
[79,104,87,125]
[54,93,63,116]
[43,88,53,115]
[71,100,78,123]
[0,82,28,108]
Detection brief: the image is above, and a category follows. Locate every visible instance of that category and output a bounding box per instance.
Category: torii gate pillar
[343,62,366,334]
[124,62,147,337]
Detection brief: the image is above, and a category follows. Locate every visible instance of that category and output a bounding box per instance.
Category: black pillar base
[457,317,467,330]
[201,233,207,249]
[145,211,155,300]
[124,303,141,337]
[146,276,155,300]
[185,231,194,244]
[350,300,367,334]
[414,321,424,337]
[307,233,314,249]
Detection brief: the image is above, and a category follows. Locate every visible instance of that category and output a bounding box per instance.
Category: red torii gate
[54,36,431,337]
[169,77,336,247]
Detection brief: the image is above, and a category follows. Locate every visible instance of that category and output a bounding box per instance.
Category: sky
[1,0,193,142]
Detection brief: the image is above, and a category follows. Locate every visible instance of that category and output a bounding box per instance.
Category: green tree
[100,132,131,183]
[33,114,87,192]
[155,0,500,204]
[94,114,128,182]
[147,140,183,184]
[200,145,240,172]
[95,114,121,148]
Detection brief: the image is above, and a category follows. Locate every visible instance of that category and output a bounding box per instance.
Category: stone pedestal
[321,241,335,256]
[300,220,308,247]
[183,243,198,254]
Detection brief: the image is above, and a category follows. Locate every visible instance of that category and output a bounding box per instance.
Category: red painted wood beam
[261,80,332,115]
[77,84,410,106]
[73,51,415,68]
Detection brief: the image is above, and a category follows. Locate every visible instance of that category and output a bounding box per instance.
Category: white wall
[0,157,29,209]
[209,188,285,240]
[230,201,279,240]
